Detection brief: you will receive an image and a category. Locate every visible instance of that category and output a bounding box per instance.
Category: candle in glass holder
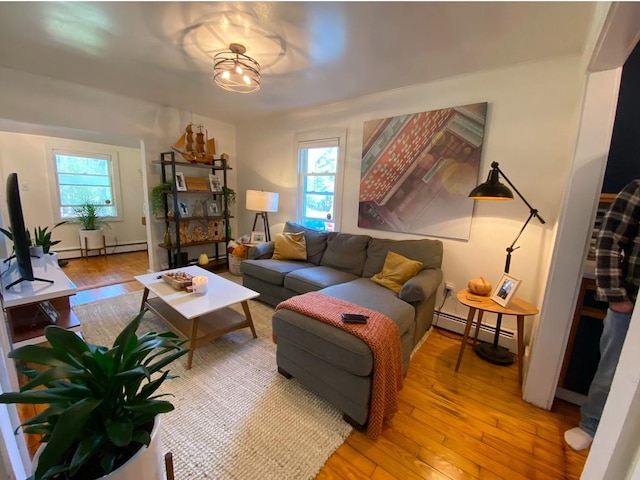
[192,275,208,294]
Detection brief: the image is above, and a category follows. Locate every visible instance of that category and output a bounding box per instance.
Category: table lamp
[468,161,545,365]
[246,190,279,242]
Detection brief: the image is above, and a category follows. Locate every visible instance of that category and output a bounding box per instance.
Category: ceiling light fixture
[213,43,261,94]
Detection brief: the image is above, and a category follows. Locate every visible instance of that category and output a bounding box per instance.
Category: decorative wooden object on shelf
[185,177,209,191]
[172,123,216,164]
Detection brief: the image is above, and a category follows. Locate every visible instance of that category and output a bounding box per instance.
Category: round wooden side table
[455,289,539,385]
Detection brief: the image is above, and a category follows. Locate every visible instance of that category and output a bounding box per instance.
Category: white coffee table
[135,266,259,369]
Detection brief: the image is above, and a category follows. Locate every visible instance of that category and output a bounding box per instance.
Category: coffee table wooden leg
[241,301,257,338]
[186,317,200,370]
[456,307,477,372]
[140,288,150,313]
[517,315,524,386]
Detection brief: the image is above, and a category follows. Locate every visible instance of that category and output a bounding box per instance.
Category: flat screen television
[4,173,52,290]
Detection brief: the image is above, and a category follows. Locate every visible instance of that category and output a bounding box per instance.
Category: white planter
[79,228,104,250]
[33,417,164,480]
[28,245,44,258]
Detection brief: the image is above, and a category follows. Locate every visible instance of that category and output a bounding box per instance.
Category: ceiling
[0,2,596,124]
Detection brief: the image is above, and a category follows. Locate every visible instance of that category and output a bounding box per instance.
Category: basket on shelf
[229,254,243,276]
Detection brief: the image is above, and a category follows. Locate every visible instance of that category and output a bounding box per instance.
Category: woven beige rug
[73,282,352,479]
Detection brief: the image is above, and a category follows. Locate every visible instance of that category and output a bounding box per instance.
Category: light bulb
[243,75,251,84]
[221,70,230,80]
[235,64,243,75]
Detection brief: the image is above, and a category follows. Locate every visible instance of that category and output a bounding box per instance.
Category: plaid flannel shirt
[595,179,640,303]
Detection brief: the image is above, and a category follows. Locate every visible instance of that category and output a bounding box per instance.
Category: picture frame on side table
[175,172,187,191]
[250,231,266,243]
[490,273,522,307]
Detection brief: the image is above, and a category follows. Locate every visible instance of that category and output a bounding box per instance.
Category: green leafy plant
[223,187,236,207]
[73,201,110,231]
[0,312,187,480]
[0,221,67,254]
[150,182,173,217]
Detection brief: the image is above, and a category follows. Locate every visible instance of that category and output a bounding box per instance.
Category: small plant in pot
[0,221,67,258]
[150,182,173,217]
[0,311,187,480]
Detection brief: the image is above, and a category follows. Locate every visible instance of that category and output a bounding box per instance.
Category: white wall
[0,132,146,257]
[236,56,584,339]
[0,66,237,271]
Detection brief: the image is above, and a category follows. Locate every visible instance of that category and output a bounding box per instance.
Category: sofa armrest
[399,268,443,303]
[248,241,275,259]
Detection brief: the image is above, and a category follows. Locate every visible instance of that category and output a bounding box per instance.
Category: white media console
[0,254,78,347]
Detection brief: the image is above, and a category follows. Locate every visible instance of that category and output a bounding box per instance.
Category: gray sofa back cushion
[362,238,444,278]
[320,232,371,276]
[283,221,328,265]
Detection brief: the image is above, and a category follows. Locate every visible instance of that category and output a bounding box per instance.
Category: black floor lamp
[468,161,545,365]
[246,190,279,242]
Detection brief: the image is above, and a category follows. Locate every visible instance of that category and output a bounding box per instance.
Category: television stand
[0,255,78,347]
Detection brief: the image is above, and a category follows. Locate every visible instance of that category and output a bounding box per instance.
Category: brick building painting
[358,102,487,240]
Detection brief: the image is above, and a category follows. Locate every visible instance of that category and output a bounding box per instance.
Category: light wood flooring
[24,252,588,478]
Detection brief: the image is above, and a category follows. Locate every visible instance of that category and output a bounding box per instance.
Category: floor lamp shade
[246,190,279,213]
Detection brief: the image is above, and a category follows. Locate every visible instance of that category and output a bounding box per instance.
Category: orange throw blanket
[275,292,403,439]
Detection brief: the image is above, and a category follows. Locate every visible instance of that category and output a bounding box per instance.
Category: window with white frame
[296,129,346,231]
[52,150,121,220]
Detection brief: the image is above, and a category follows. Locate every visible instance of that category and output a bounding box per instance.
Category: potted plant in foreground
[74,201,110,252]
[0,312,187,480]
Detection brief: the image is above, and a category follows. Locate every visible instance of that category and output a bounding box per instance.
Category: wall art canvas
[358,102,487,240]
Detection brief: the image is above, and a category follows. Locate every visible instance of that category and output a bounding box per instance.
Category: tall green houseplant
[73,201,109,231]
[0,312,187,480]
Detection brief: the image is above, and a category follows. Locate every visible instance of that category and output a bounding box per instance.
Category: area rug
[73,285,352,479]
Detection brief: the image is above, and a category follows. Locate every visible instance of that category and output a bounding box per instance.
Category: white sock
[564,427,593,450]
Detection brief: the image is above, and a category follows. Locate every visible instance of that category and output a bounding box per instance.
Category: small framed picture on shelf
[209,173,221,192]
[250,231,266,243]
[178,200,190,218]
[207,199,220,216]
[490,273,522,307]
[175,172,187,191]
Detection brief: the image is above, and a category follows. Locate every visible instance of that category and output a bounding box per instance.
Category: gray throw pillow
[320,232,371,276]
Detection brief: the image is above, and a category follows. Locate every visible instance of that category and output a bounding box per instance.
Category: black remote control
[341,313,369,324]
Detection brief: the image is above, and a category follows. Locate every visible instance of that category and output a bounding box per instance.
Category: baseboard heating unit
[432,310,517,352]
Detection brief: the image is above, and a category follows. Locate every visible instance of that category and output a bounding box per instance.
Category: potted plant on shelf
[150,182,173,218]
[74,201,110,252]
[0,311,187,480]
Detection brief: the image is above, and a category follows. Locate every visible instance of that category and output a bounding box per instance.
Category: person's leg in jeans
[565,308,632,450]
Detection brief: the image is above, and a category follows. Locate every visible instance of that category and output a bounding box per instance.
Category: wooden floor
[25,252,588,478]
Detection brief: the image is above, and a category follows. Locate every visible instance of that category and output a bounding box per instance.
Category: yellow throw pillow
[272,232,307,261]
[371,251,423,293]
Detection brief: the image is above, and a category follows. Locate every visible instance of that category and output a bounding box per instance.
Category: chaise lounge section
[241,222,443,429]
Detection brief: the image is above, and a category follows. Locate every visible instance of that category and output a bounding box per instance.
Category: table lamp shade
[246,190,279,212]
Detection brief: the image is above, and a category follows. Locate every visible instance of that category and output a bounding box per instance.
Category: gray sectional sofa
[241,221,443,428]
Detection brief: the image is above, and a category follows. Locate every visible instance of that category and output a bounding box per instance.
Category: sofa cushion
[283,221,329,265]
[241,259,313,286]
[272,232,307,261]
[320,233,371,276]
[371,251,423,293]
[284,266,359,294]
[362,237,443,278]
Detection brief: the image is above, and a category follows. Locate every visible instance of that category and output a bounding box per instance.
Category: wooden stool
[455,289,538,386]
